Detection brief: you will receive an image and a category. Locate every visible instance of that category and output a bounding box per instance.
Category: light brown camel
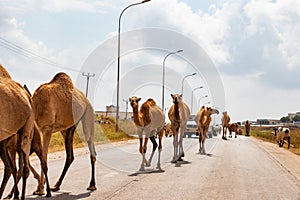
[32,72,97,193]
[0,66,51,199]
[168,94,190,163]
[129,96,165,171]
[228,123,239,138]
[0,72,51,199]
[195,106,219,154]
[221,111,230,140]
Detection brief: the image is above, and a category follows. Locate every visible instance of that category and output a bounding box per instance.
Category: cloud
[126,0,300,90]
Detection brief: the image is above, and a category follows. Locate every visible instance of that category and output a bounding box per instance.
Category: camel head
[129,96,141,108]
[207,107,219,115]
[171,94,182,104]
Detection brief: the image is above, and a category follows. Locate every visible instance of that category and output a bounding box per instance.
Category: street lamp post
[116,0,151,132]
[162,49,183,112]
[190,86,203,114]
[181,72,196,96]
[198,95,209,108]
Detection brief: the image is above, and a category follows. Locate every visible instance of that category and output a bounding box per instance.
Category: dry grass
[249,125,300,156]
[48,115,136,152]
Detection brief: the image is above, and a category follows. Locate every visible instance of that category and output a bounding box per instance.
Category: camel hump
[0,64,12,79]
[49,72,74,89]
[146,98,156,106]
[140,100,154,125]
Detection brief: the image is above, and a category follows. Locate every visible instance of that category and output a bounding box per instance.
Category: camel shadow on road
[26,191,93,200]
[129,169,166,177]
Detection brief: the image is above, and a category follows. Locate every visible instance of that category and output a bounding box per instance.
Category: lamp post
[116,0,151,132]
[162,49,183,112]
[190,86,203,114]
[181,72,196,96]
[198,95,209,108]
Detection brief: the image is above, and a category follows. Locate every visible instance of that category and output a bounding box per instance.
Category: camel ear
[171,94,174,98]
[137,97,141,102]
[180,94,182,98]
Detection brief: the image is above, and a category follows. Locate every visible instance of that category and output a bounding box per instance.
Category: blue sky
[1,0,300,122]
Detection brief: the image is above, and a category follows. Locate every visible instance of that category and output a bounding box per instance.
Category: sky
[1,0,300,123]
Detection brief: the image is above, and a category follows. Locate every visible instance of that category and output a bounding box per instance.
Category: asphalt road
[1,135,300,200]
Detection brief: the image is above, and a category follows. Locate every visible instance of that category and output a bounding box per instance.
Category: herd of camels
[0,64,237,199]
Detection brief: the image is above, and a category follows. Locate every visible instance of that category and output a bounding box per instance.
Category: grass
[48,115,136,152]
[249,125,300,156]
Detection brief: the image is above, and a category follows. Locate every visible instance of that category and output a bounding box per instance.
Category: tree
[280,116,290,123]
[292,115,300,122]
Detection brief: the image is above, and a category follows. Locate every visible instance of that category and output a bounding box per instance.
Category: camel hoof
[171,160,177,163]
[139,167,145,171]
[87,185,97,191]
[177,157,183,161]
[45,192,52,198]
[33,190,45,196]
[3,194,13,199]
[50,186,60,192]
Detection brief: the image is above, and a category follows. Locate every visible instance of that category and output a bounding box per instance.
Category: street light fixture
[181,72,196,96]
[190,86,203,114]
[198,95,209,108]
[116,0,151,132]
[162,49,183,112]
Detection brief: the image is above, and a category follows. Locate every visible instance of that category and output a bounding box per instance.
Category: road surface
[1,135,300,199]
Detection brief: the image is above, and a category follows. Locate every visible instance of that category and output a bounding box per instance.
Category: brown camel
[245,120,251,136]
[129,96,165,171]
[32,72,97,193]
[221,111,230,140]
[0,73,50,199]
[228,123,239,138]
[168,94,190,163]
[0,65,51,199]
[195,106,219,154]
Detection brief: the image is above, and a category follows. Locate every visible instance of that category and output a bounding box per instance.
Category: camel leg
[156,131,163,170]
[38,131,52,194]
[34,145,51,197]
[147,135,157,166]
[86,140,97,191]
[0,141,18,199]
[81,106,97,191]
[178,128,185,159]
[51,126,75,192]
[172,133,178,163]
[287,136,291,149]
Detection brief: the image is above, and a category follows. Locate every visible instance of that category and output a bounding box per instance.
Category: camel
[162,123,172,137]
[221,111,230,140]
[32,72,97,193]
[0,84,50,199]
[168,94,190,163]
[129,96,165,171]
[0,64,51,199]
[195,106,219,154]
[245,120,251,136]
[228,123,239,138]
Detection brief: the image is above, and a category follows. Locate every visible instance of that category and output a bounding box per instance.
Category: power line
[0,36,80,73]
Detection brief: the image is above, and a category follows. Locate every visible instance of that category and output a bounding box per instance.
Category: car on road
[184,120,198,138]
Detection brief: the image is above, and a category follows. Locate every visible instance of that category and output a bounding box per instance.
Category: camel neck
[132,106,143,127]
[174,102,180,121]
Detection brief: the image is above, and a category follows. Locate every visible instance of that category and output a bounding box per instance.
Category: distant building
[95,105,133,120]
[256,119,281,125]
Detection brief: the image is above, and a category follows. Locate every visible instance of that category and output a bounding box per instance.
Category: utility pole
[82,72,95,97]
[123,99,129,120]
